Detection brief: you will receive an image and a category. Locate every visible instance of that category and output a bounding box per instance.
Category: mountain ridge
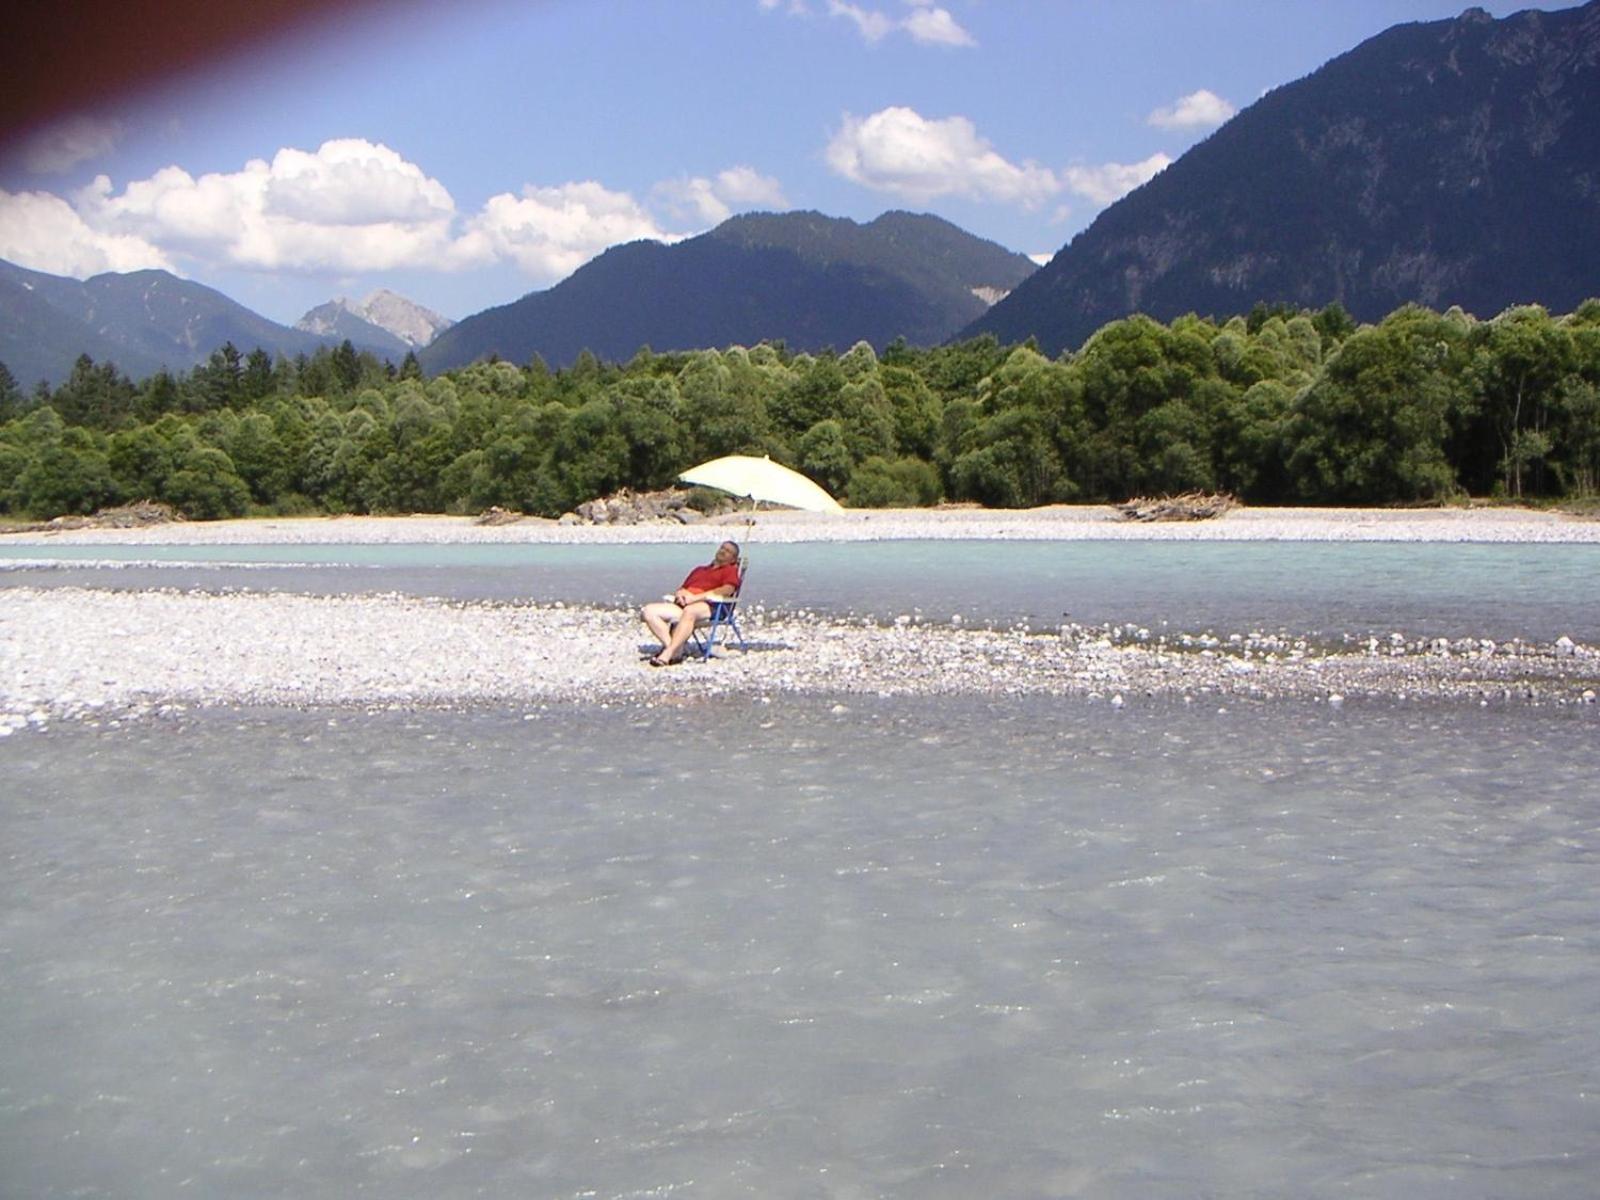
[421,210,1036,373]
[965,1,1600,353]
[0,258,407,387]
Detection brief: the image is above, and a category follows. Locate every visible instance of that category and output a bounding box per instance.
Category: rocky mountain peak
[295,290,453,349]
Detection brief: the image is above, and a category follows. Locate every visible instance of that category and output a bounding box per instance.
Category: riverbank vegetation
[2,300,1597,520]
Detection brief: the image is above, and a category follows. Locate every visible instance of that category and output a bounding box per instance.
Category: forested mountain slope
[968,2,1600,354]
[0,259,402,387]
[421,210,1036,372]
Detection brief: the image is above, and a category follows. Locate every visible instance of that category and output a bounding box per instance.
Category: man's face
[714,543,737,564]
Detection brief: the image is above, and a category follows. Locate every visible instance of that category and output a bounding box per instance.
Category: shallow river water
[5,539,1599,640]
[3,695,1597,1198]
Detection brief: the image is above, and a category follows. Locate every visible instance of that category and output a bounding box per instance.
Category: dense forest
[2,299,1598,521]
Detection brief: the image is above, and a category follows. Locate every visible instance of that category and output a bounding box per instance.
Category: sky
[0,0,1582,327]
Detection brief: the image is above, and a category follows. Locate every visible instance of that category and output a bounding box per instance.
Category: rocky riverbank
[2,587,1595,735]
[4,505,1599,547]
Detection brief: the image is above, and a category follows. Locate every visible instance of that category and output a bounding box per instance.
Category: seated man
[640,540,742,666]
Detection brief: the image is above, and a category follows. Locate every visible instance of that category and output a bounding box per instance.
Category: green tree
[1285,307,1467,503]
[50,354,137,428]
[108,423,183,500]
[948,408,1067,508]
[847,456,941,507]
[242,348,277,401]
[224,411,290,504]
[1466,306,1574,497]
[796,419,854,497]
[164,446,251,518]
[16,436,118,516]
[0,360,22,422]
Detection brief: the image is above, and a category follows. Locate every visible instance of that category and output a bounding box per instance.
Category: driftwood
[1115,491,1238,522]
[473,506,524,526]
[3,499,185,534]
[560,486,746,526]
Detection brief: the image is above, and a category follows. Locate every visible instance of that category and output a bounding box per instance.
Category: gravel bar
[3,587,1596,734]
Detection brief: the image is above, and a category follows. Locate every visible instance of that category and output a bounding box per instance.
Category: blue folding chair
[690,568,747,660]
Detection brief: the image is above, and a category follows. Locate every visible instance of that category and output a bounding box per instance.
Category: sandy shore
[5,504,1599,546]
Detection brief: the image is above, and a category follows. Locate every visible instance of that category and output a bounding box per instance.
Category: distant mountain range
[295,289,454,354]
[21,3,1599,403]
[421,210,1037,373]
[0,259,410,388]
[969,1,1600,354]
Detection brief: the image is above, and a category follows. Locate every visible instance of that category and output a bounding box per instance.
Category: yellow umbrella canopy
[678,455,843,513]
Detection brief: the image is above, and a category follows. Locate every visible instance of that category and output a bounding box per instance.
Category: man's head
[715,541,740,565]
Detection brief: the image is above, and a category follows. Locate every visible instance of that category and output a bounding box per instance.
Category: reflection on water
[3,697,1597,1197]
[4,539,1600,640]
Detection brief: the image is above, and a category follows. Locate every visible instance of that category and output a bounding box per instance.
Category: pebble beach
[3,505,1598,731]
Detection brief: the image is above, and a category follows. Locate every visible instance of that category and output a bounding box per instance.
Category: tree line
[2,299,1598,521]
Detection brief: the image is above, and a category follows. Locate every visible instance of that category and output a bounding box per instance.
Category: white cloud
[0,188,172,276]
[828,0,894,41]
[72,139,465,273]
[826,106,1058,206]
[19,115,122,174]
[772,0,974,46]
[462,181,684,282]
[1147,89,1236,130]
[1028,251,1054,267]
[654,166,788,225]
[902,2,976,47]
[14,136,715,288]
[1063,153,1172,206]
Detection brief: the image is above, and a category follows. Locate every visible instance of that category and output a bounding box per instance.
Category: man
[640,540,741,666]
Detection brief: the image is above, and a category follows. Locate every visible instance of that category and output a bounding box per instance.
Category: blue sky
[0,0,1579,326]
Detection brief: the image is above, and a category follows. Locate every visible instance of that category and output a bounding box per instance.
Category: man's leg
[658,601,712,662]
[642,601,682,652]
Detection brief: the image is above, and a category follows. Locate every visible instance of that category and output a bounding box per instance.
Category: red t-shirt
[680,562,741,595]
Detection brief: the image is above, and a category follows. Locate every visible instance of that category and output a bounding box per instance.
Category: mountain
[421,210,1036,373]
[967,1,1600,354]
[296,289,453,351]
[0,259,405,388]
[296,300,410,356]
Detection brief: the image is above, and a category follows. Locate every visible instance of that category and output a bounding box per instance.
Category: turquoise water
[4,544,1599,1196]
[4,540,1598,640]
[3,698,1598,1198]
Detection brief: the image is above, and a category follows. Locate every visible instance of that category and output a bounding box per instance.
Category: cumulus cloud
[11,136,718,288]
[1063,153,1172,206]
[18,115,122,174]
[826,106,1057,206]
[1147,89,1236,130]
[460,181,684,281]
[654,166,788,225]
[72,139,465,273]
[0,188,173,276]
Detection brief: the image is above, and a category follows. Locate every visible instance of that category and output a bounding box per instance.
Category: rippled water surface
[4,539,1599,639]
[3,698,1598,1198]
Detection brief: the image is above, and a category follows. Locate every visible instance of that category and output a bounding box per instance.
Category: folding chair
[690,567,748,660]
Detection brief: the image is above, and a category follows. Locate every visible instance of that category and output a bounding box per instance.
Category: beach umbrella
[678,455,843,513]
